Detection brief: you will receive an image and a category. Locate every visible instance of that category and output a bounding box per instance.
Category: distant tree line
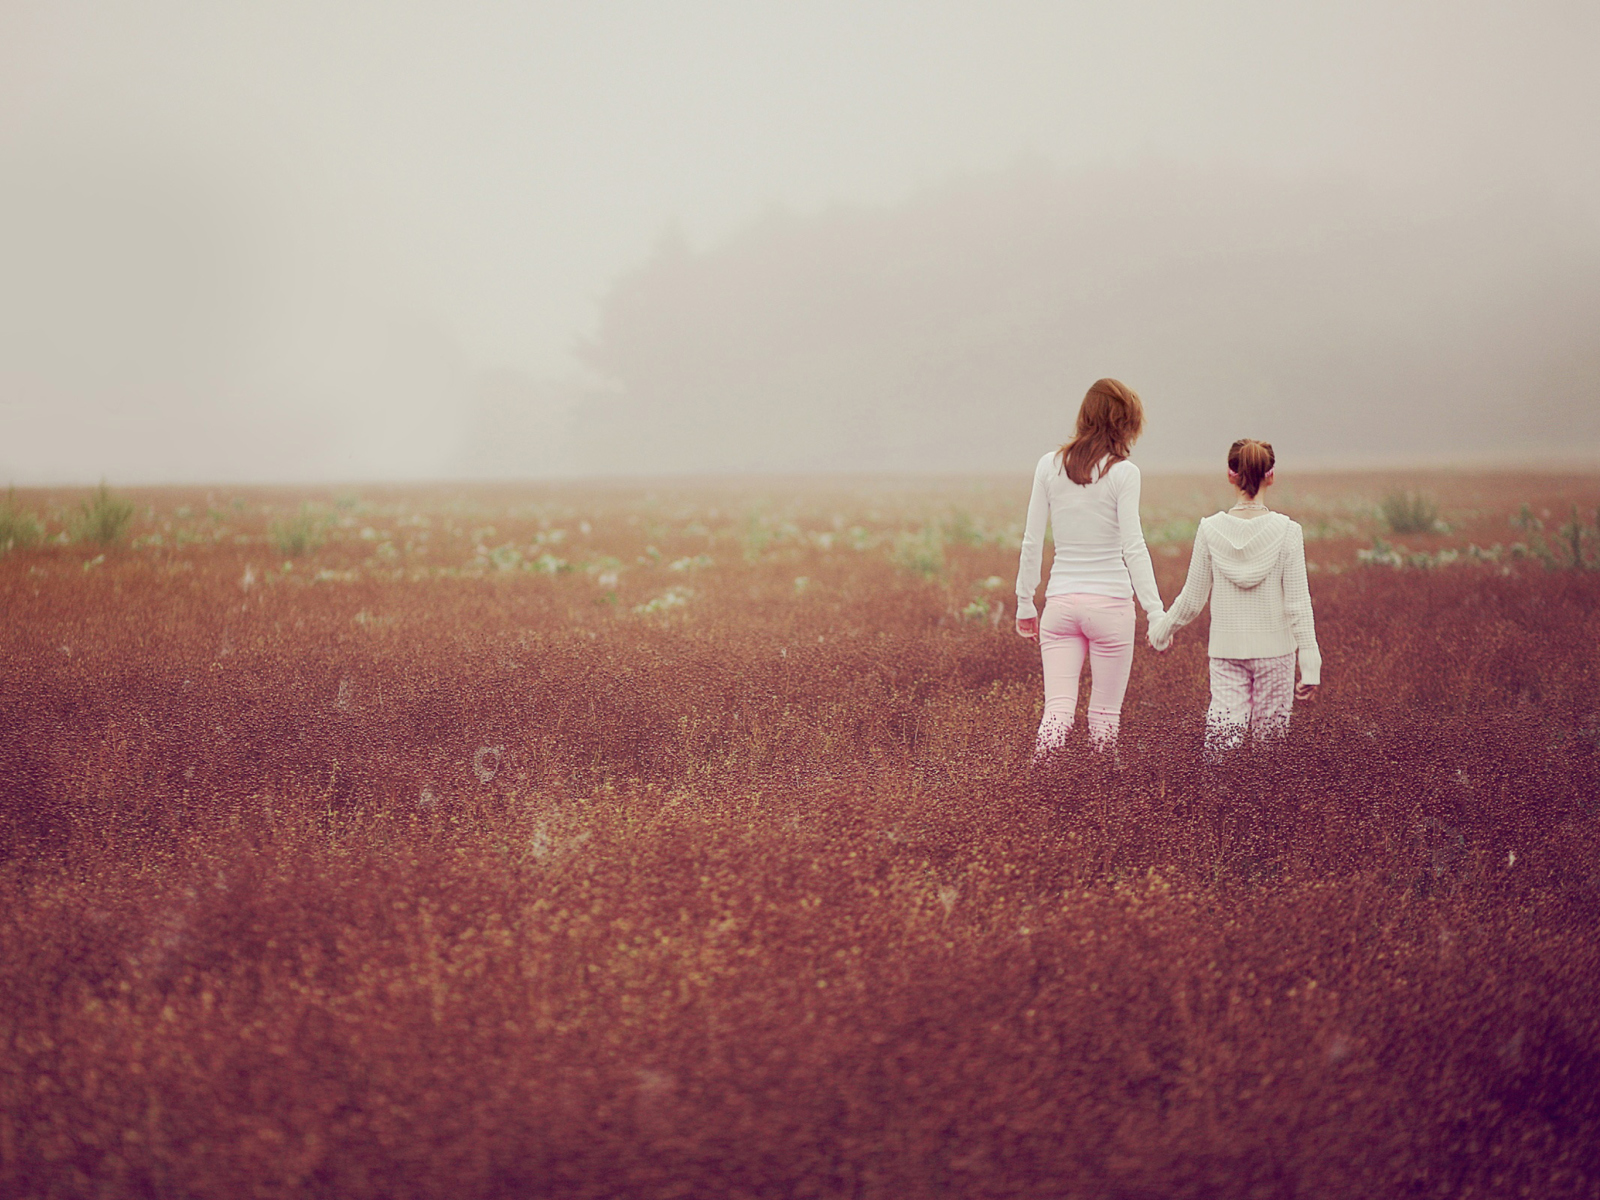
[525,161,1600,475]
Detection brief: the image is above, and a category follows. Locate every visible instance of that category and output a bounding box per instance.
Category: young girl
[1015,379,1166,755]
[1147,439,1321,756]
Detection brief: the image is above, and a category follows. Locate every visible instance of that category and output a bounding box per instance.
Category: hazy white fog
[2,1,1597,482]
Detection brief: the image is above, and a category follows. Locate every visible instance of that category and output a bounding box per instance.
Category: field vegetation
[67,483,137,548]
[1379,490,1442,535]
[2,470,1599,1198]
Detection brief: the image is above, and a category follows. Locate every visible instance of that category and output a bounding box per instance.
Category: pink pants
[1036,593,1135,754]
[1206,653,1295,759]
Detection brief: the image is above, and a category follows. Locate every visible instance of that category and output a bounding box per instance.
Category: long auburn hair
[1058,379,1145,485]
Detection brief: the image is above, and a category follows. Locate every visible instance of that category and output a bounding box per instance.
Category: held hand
[1015,616,1039,641]
[1294,682,1318,702]
[1146,614,1170,652]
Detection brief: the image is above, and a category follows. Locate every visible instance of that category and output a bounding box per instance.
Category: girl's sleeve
[1282,522,1322,684]
[1149,522,1211,650]
[1116,464,1165,619]
[1014,455,1051,619]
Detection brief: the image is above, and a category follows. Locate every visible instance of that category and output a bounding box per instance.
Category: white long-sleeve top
[1148,511,1322,684]
[1014,453,1165,620]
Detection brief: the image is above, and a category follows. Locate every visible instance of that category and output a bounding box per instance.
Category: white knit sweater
[1014,454,1165,621]
[1148,511,1322,684]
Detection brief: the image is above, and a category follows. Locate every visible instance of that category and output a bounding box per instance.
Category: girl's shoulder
[1104,457,1139,481]
[1192,512,1228,547]
[1203,509,1296,527]
[1195,510,1295,548]
[1089,457,1138,492]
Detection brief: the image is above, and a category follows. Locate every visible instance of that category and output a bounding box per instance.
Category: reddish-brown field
[3,470,1598,1199]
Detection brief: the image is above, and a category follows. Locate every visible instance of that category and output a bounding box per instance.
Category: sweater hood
[1203,512,1293,589]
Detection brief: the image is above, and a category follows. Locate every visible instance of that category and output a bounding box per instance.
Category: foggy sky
[571,161,1600,474]
[2,1,1597,483]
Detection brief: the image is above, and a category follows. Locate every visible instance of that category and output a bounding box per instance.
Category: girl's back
[1023,454,1155,603]
[1046,456,1122,533]
[1192,511,1305,661]
[1151,508,1320,683]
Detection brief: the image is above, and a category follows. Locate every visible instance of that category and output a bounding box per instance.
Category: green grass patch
[1380,491,1440,534]
[71,483,136,546]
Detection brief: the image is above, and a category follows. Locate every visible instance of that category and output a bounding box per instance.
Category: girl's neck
[1230,490,1270,515]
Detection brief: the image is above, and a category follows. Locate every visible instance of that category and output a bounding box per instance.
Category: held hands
[1146,611,1173,653]
[1020,609,1185,651]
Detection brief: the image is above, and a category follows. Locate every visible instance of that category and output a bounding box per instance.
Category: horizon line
[6,455,1600,492]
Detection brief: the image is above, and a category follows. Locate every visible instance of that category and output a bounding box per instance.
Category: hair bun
[1227,439,1275,498]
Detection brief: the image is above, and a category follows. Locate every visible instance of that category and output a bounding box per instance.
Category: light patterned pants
[1206,652,1296,759]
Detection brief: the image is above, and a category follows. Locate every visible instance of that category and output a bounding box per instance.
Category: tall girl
[1015,379,1165,755]
[1148,439,1321,756]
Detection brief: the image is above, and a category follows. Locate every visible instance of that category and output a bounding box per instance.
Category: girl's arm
[1115,465,1166,619]
[1282,522,1322,685]
[1149,524,1211,650]
[1014,455,1052,620]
